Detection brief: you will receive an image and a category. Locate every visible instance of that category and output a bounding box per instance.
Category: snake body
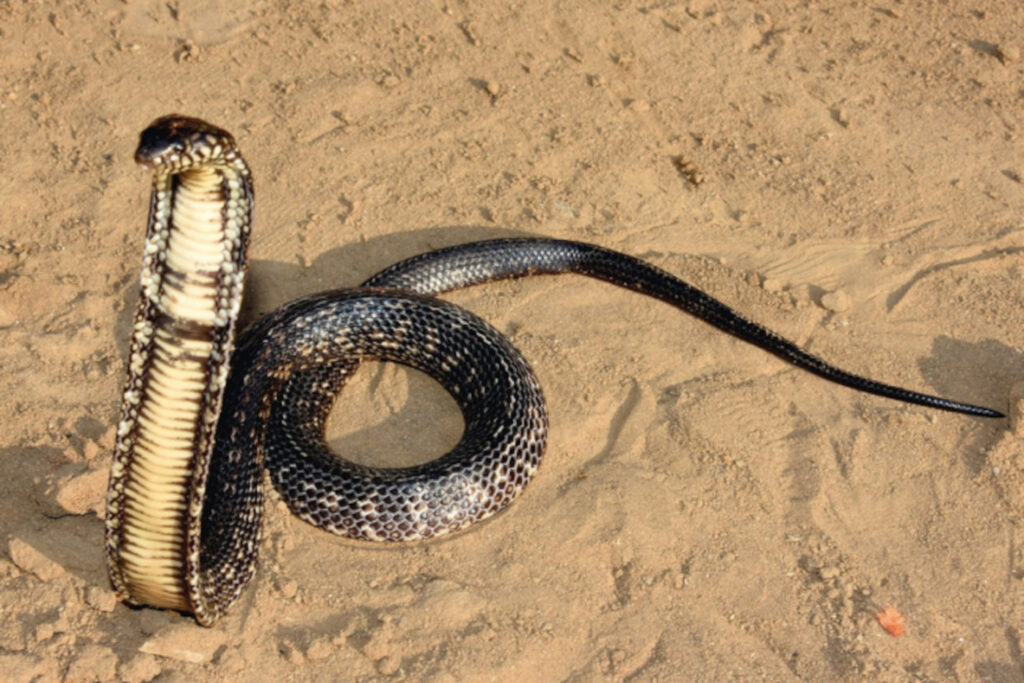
[105,116,1002,625]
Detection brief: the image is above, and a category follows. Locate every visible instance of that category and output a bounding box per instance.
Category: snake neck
[106,160,252,617]
[150,166,249,325]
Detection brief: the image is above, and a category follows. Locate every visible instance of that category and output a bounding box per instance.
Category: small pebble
[305,636,332,660]
[52,465,108,516]
[996,44,1020,64]
[8,537,66,581]
[119,654,163,683]
[139,623,227,663]
[35,623,55,643]
[376,655,401,675]
[279,579,299,599]
[0,653,51,681]
[65,645,118,683]
[820,290,852,313]
[82,440,103,461]
[819,565,840,580]
[283,643,305,665]
[85,585,119,613]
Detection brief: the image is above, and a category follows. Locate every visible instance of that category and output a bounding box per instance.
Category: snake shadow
[240,224,533,322]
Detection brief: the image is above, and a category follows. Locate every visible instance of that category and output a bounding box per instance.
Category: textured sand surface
[2,1,1024,680]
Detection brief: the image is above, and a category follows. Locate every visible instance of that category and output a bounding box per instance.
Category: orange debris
[876,606,906,637]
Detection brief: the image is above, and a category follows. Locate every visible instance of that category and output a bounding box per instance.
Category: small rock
[119,654,163,683]
[761,277,785,293]
[820,290,852,313]
[65,644,118,683]
[85,585,119,613]
[483,80,501,97]
[459,21,481,46]
[139,623,227,663]
[996,43,1020,64]
[97,425,117,451]
[0,653,52,681]
[82,440,104,462]
[305,636,332,661]
[35,623,55,643]
[52,464,108,516]
[0,304,18,327]
[8,537,66,581]
[376,655,401,675]
[282,642,305,665]
[819,565,840,580]
[279,579,299,599]
[832,108,851,128]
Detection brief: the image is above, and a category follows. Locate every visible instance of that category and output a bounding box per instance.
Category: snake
[104,115,1003,626]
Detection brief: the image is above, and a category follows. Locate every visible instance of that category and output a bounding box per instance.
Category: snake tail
[366,239,1004,419]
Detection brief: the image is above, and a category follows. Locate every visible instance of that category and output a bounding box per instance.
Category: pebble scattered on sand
[48,463,108,516]
[8,536,66,581]
[0,653,54,681]
[995,43,1020,64]
[139,623,227,663]
[65,644,118,683]
[84,585,119,613]
[820,290,852,313]
[119,654,163,683]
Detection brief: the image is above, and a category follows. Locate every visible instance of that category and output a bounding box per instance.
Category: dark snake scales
[104,115,1002,625]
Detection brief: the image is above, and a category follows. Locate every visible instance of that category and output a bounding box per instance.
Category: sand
[2,0,1023,680]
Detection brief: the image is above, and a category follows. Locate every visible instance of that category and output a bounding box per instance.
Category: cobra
[104,115,1003,625]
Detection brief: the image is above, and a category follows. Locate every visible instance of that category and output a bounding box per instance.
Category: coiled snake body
[104,116,1002,625]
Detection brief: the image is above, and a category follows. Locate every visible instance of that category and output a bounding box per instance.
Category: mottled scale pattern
[107,115,1002,627]
[205,291,545,547]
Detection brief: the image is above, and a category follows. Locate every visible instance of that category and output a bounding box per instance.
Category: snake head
[135,115,237,172]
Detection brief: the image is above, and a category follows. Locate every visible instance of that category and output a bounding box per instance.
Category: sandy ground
[2,0,1024,680]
